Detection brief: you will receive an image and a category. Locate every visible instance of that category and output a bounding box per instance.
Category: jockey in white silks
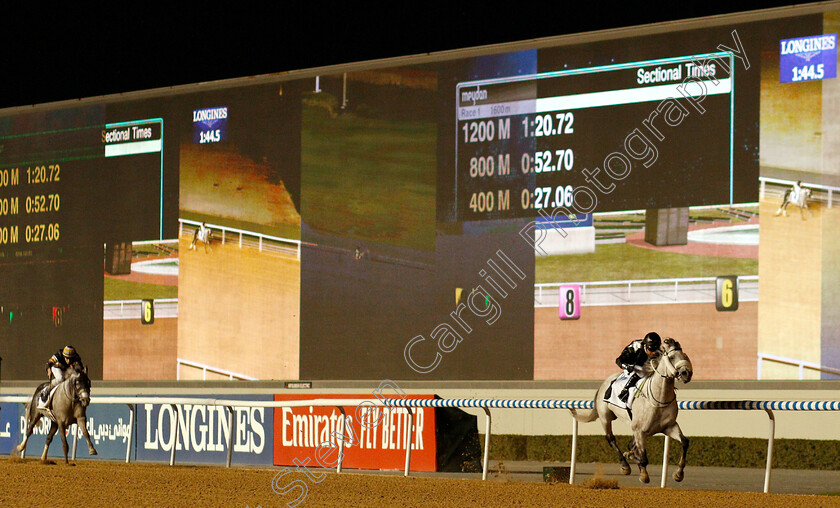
[615,332,662,403]
[38,345,85,409]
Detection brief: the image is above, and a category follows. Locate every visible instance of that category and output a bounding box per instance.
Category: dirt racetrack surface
[1,459,838,508]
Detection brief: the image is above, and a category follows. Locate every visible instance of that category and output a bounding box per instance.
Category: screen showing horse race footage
[1,7,838,382]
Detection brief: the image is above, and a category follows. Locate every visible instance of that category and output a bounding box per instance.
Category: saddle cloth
[604,371,644,412]
[37,385,60,410]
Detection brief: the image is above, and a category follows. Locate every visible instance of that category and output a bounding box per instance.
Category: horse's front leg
[41,421,59,463]
[631,432,649,484]
[601,419,631,475]
[664,423,689,482]
[76,416,98,456]
[57,423,71,464]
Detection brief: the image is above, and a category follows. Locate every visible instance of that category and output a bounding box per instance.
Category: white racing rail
[176,358,258,381]
[179,219,301,258]
[1,396,837,493]
[535,275,758,307]
[757,352,840,380]
[104,299,178,320]
[759,176,840,208]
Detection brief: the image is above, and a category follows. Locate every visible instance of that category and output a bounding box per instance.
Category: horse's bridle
[655,345,691,378]
[67,373,90,404]
[644,347,683,407]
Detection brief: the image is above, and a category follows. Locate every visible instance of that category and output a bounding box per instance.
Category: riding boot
[619,372,639,402]
[38,387,49,407]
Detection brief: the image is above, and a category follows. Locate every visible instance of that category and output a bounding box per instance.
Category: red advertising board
[273,394,437,472]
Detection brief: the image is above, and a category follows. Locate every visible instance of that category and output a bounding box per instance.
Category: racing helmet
[642,332,661,352]
[62,345,76,358]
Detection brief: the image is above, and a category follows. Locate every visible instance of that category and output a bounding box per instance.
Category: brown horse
[570,338,693,483]
[17,368,98,463]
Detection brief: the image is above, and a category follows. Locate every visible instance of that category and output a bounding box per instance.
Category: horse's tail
[23,383,44,424]
[569,387,600,423]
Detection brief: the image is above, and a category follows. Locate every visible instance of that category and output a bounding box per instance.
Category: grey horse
[17,368,98,463]
[775,185,812,219]
[570,338,693,483]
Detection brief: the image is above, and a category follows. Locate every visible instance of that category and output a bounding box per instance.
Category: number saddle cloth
[36,385,62,421]
[603,371,647,416]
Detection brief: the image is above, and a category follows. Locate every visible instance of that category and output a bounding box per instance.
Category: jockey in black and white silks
[38,345,85,408]
[615,332,661,402]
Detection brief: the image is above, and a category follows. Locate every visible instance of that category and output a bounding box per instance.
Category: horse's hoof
[673,471,684,482]
[621,466,631,475]
[89,449,98,456]
[640,475,650,484]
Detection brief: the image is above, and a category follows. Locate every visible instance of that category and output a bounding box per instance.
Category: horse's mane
[645,339,681,374]
[663,337,682,351]
[64,367,90,387]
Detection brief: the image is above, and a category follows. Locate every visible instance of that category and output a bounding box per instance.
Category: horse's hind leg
[17,406,42,455]
[602,419,631,475]
[664,423,689,482]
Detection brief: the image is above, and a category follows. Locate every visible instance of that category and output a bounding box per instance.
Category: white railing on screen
[176,358,258,381]
[757,352,840,380]
[534,275,758,308]
[178,218,301,259]
[758,176,840,208]
[103,298,178,320]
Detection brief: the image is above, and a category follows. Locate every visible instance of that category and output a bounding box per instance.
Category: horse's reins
[64,373,88,404]
[642,348,681,407]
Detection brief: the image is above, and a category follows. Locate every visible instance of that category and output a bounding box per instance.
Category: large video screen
[1,7,838,382]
